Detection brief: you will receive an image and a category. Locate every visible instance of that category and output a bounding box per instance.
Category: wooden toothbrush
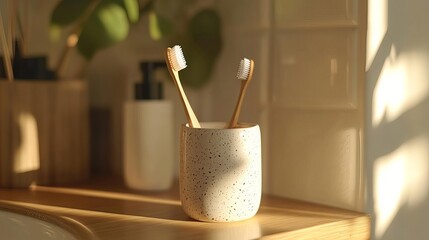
[165,45,201,128]
[228,58,254,128]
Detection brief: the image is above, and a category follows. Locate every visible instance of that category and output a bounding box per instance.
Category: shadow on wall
[366,0,429,239]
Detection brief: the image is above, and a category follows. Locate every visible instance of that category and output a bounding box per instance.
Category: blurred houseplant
[50,0,222,87]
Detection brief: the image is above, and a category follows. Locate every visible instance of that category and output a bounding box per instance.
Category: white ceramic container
[123,100,174,190]
[180,122,262,222]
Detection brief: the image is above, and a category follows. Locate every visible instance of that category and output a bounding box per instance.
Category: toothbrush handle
[228,81,247,128]
[172,70,201,128]
[165,50,201,128]
[229,60,254,128]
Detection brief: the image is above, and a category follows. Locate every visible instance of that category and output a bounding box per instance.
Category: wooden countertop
[0,178,370,239]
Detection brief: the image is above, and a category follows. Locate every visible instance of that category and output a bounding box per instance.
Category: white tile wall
[274,0,358,28]
[217,0,270,31]
[269,108,362,209]
[214,0,365,210]
[272,29,358,109]
[266,0,365,210]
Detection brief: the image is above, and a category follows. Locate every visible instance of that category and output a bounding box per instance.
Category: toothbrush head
[237,58,251,80]
[168,45,187,71]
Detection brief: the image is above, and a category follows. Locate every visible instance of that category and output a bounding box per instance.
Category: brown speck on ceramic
[180,122,262,222]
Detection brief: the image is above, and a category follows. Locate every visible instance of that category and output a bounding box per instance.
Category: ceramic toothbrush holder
[180,122,262,222]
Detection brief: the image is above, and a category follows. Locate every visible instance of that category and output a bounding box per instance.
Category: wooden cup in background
[0,80,89,187]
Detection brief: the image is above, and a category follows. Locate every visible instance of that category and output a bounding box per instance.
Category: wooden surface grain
[0,178,370,239]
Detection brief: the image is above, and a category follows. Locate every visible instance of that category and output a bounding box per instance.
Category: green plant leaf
[179,43,216,88]
[189,9,221,39]
[189,8,222,56]
[112,0,139,23]
[174,9,222,88]
[50,0,91,42]
[51,0,91,27]
[148,10,172,40]
[77,1,130,59]
[49,24,62,42]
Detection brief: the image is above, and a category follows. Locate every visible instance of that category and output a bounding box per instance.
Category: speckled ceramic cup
[180,122,262,222]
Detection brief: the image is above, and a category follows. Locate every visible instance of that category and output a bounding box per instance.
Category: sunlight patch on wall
[13,113,40,173]
[372,46,429,127]
[374,136,428,238]
[366,0,388,70]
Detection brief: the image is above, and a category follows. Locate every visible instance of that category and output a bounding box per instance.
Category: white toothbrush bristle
[170,45,187,71]
[237,58,250,80]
